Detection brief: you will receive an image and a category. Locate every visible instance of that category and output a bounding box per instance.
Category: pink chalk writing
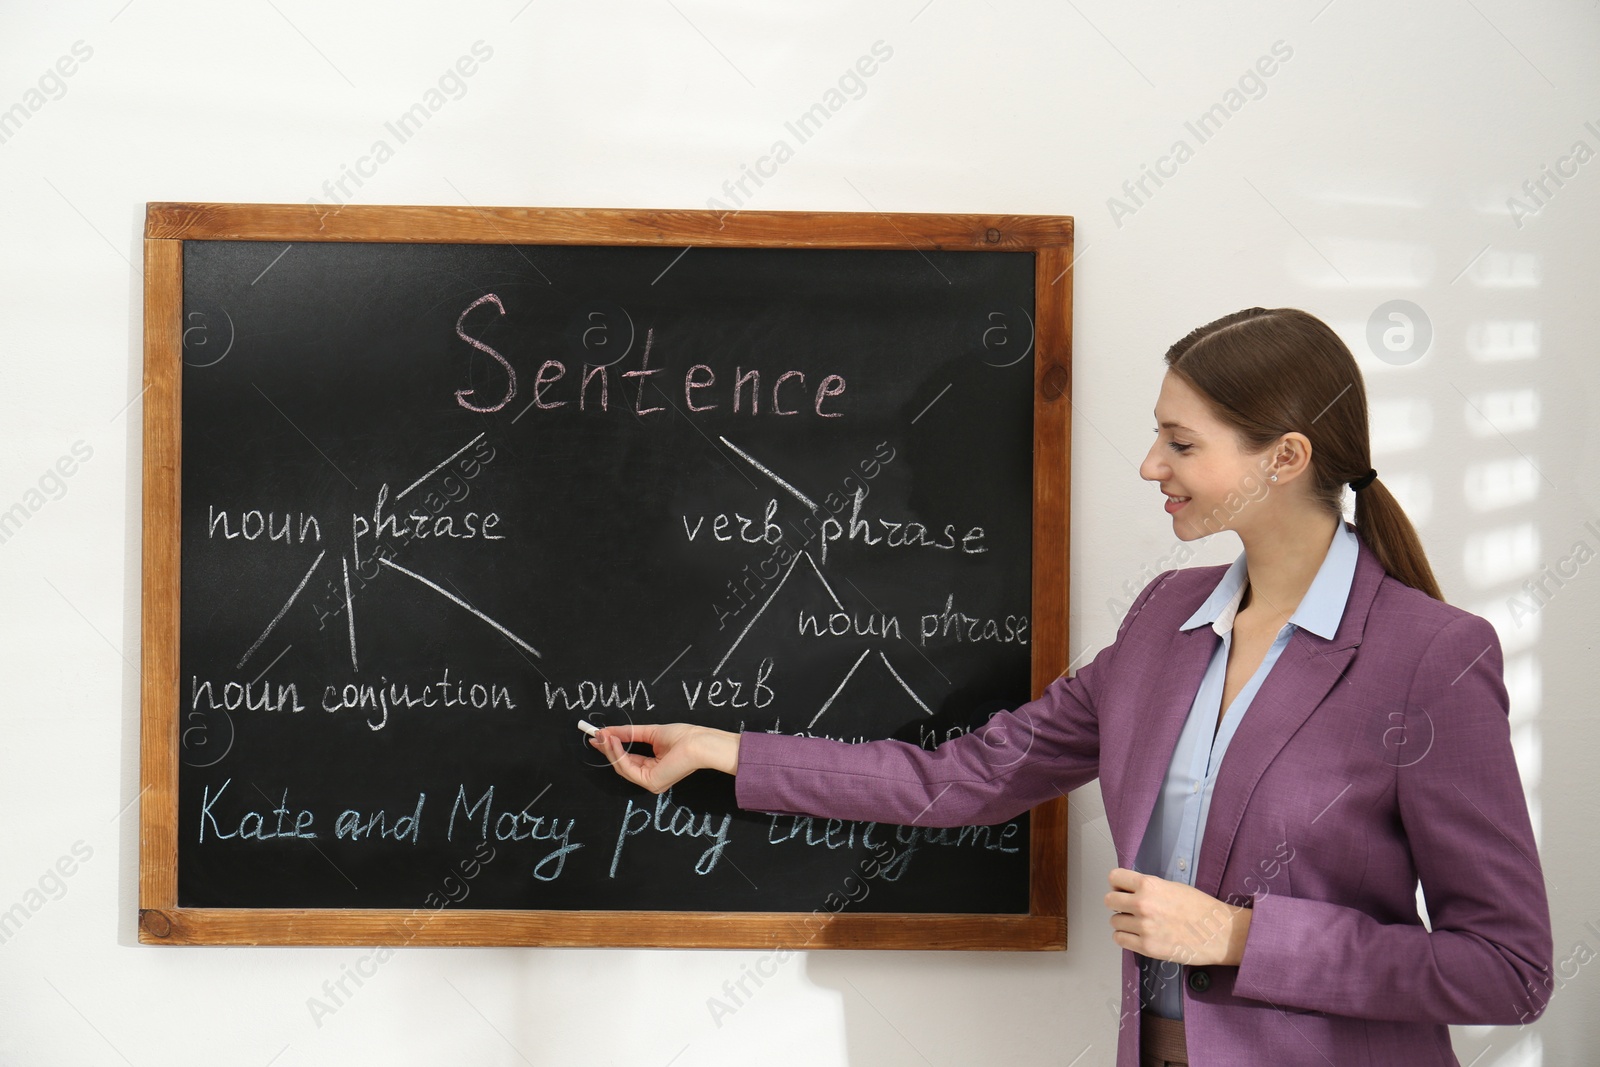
[454,294,517,413]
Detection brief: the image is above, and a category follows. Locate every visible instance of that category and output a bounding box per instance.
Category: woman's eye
[1153,427,1190,453]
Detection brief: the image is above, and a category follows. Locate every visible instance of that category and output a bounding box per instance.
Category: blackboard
[139,204,1076,949]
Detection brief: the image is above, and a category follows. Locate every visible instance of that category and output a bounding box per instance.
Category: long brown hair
[1163,307,1443,601]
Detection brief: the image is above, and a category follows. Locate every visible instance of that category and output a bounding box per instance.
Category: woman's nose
[1138,442,1165,482]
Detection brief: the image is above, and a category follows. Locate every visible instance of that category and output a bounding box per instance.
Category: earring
[1269,473,1278,483]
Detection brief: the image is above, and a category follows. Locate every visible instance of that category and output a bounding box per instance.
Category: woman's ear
[1269,432,1313,482]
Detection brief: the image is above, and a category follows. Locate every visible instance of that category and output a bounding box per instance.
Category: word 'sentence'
[453,294,848,418]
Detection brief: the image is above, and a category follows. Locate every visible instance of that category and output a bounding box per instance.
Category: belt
[1139,1009,1188,1067]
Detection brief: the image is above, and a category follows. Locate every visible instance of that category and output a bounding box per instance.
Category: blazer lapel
[1112,622,1220,867]
[1192,534,1385,897]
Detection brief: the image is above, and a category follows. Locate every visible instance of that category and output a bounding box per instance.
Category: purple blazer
[736,528,1553,1066]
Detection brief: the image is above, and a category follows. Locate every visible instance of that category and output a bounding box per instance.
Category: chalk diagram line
[238,550,326,668]
[717,436,820,514]
[396,432,485,501]
[652,643,694,686]
[250,643,292,685]
[233,434,544,669]
[808,649,932,730]
[713,549,805,675]
[876,650,932,715]
[712,544,852,674]
[341,556,358,671]
[708,438,838,676]
[802,551,845,612]
[708,441,937,723]
[379,557,541,659]
[713,432,850,555]
[838,572,952,687]
[380,433,541,664]
[810,649,872,728]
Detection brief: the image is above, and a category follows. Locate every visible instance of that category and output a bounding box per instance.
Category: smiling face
[1139,371,1280,541]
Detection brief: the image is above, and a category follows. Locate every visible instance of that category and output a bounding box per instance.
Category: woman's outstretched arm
[588,569,1177,828]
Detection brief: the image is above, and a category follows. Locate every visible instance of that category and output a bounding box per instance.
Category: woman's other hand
[590,724,741,793]
[1104,867,1253,967]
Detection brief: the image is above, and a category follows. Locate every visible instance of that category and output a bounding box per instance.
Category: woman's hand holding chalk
[586,722,741,792]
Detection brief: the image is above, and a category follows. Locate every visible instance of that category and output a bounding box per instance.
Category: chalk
[577,719,600,737]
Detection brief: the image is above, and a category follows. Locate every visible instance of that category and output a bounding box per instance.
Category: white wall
[2,1,1596,1063]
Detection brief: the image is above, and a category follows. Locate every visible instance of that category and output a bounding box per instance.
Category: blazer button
[1187,968,1211,994]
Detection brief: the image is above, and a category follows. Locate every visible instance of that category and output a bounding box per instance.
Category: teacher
[590,306,1553,1066]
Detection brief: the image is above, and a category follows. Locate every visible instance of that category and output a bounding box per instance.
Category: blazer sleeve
[1234,612,1554,1024]
[733,569,1175,828]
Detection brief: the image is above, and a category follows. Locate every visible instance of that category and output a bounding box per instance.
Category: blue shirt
[1135,520,1359,1019]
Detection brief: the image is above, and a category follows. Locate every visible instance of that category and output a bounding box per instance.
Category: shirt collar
[1179,521,1359,640]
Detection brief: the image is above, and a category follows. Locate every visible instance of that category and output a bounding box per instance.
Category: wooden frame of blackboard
[139,202,1075,949]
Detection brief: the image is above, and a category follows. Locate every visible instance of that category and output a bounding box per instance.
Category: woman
[590,307,1553,1066]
